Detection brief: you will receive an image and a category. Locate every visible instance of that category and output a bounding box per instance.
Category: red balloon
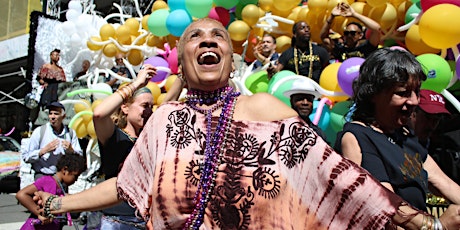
[421,0,460,11]
[208,7,230,27]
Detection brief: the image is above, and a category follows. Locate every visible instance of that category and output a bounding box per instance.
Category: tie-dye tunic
[117,102,404,229]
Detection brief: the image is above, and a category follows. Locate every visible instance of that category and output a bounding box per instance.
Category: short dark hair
[50,48,60,55]
[351,48,427,124]
[56,154,87,174]
[263,34,276,44]
[346,22,363,32]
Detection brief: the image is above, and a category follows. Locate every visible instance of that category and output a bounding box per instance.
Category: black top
[333,40,378,62]
[334,123,429,210]
[99,126,138,216]
[277,45,329,83]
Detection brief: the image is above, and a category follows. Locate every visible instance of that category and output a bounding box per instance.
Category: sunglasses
[344,30,361,36]
[115,58,123,61]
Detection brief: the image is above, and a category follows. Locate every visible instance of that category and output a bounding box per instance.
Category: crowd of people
[15,3,460,229]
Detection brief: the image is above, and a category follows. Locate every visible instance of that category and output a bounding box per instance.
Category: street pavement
[0,193,84,230]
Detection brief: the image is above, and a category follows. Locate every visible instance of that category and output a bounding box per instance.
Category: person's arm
[93,64,156,144]
[67,129,83,155]
[16,184,41,216]
[342,3,381,46]
[424,155,460,204]
[162,77,186,103]
[34,177,121,214]
[320,4,341,41]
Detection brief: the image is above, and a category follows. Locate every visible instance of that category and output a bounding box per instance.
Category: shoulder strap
[39,124,46,146]
[66,125,74,140]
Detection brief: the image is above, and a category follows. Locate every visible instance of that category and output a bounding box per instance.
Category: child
[16,153,86,230]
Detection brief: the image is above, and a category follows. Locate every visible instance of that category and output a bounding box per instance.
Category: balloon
[185,0,213,18]
[330,100,352,132]
[144,56,170,82]
[319,62,349,102]
[213,0,239,9]
[416,53,452,93]
[100,24,116,41]
[66,9,80,22]
[267,70,297,106]
[275,36,291,53]
[166,9,192,37]
[61,21,76,36]
[405,25,441,56]
[74,99,91,114]
[127,49,144,66]
[147,9,170,36]
[152,0,169,11]
[208,7,231,27]
[146,34,166,47]
[68,0,83,13]
[91,99,103,111]
[141,15,150,31]
[419,4,460,49]
[309,100,331,131]
[337,57,365,96]
[169,0,186,11]
[369,3,397,30]
[366,0,386,8]
[124,18,140,36]
[165,75,178,92]
[258,0,273,11]
[457,56,460,80]
[146,82,161,104]
[245,71,269,93]
[307,0,328,13]
[166,47,179,74]
[156,93,167,105]
[103,44,118,57]
[227,20,251,41]
[86,121,97,139]
[91,83,113,100]
[421,0,460,11]
[241,4,260,27]
[404,3,421,24]
[71,117,88,138]
[116,25,131,43]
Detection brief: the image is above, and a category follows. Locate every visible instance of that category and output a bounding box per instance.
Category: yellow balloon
[116,25,131,44]
[228,20,251,42]
[327,0,348,11]
[419,4,460,49]
[146,82,161,104]
[87,36,103,51]
[100,24,116,41]
[319,62,349,102]
[166,34,179,48]
[308,0,328,13]
[71,117,88,138]
[242,4,260,27]
[369,3,397,30]
[156,93,167,105]
[74,100,91,114]
[366,0,386,8]
[270,5,291,17]
[258,0,273,11]
[397,1,411,23]
[124,18,140,36]
[405,24,441,55]
[146,34,166,47]
[132,35,146,45]
[165,75,178,92]
[350,2,372,16]
[141,15,150,31]
[273,0,299,12]
[86,121,97,139]
[127,49,143,66]
[103,44,118,57]
[296,7,309,22]
[91,99,103,111]
[276,35,291,53]
[152,0,168,12]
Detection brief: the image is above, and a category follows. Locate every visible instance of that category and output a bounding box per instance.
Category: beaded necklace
[294,41,313,79]
[184,86,240,230]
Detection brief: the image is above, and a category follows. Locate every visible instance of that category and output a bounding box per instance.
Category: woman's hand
[33,191,52,214]
[134,64,157,88]
[38,215,53,225]
[439,204,460,229]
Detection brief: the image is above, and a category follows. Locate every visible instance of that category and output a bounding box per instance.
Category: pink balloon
[167,47,179,74]
[337,57,365,96]
[208,7,230,27]
[421,0,460,11]
[144,56,170,82]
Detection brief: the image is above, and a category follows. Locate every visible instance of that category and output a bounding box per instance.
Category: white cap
[283,77,322,99]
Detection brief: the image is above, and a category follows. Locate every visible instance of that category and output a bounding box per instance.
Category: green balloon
[405,4,421,24]
[213,0,239,10]
[245,71,269,93]
[330,100,352,132]
[416,54,452,93]
[148,9,170,37]
[267,70,296,107]
[186,0,213,18]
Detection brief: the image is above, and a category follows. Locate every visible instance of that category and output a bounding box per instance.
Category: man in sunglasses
[320,2,381,62]
[109,53,133,90]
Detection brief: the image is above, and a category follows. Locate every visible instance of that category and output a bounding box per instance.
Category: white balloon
[91,83,113,99]
[70,33,81,47]
[66,9,81,22]
[68,0,83,13]
[61,21,77,36]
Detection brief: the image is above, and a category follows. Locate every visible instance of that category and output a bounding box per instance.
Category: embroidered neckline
[121,129,137,143]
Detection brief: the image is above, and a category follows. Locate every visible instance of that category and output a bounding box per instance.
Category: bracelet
[44,195,58,218]
[433,218,444,230]
[115,83,135,101]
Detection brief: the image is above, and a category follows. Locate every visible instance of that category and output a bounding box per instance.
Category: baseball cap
[418,89,450,115]
[46,101,65,111]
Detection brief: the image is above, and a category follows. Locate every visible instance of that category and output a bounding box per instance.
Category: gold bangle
[115,90,127,101]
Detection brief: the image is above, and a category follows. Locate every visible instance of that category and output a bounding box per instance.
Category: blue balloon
[169,0,186,11]
[309,100,331,131]
[166,9,192,37]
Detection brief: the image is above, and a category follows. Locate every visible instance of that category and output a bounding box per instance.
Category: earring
[229,70,235,79]
[178,73,186,83]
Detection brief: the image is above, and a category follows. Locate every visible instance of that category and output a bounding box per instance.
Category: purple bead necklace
[184,86,240,229]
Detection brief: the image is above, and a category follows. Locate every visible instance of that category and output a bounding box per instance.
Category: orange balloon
[405,24,441,55]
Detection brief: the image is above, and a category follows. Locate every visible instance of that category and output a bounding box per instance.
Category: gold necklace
[294,41,313,79]
[121,129,137,142]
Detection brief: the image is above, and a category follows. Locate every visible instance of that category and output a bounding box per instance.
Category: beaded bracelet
[43,195,58,219]
[433,218,444,230]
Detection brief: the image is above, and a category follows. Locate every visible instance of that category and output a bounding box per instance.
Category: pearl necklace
[184,86,240,229]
